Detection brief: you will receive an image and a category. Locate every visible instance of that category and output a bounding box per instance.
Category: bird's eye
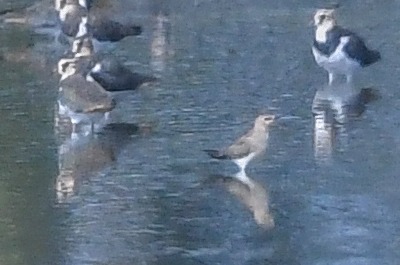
[264,116,273,121]
[320,15,326,21]
[62,63,69,72]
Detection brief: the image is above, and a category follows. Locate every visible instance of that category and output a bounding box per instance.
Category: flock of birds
[55,0,157,134]
[52,1,381,178]
[0,0,382,228]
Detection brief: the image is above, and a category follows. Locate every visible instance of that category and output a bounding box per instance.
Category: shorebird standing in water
[312,9,381,85]
[57,0,88,39]
[57,58,115,134]
[204,115,275,175]
[56,0,142,48]
[68,35,157,91]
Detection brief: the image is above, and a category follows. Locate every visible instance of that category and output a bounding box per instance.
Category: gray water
[1,0,400,264]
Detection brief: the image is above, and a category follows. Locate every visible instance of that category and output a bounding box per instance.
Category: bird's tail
[363,49,381,66]
[125,25,142,36]
[124,74,159,91]
[136,74,158,85]
[203,149,228,160]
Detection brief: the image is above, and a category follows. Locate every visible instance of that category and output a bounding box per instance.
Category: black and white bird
[70,35,157,92]
[57,0,88,39]
[89,59,157,92]
[56,0,142,49]
[55,0,89,12]
[57,58,115,133]
[312,9,381,85]
[204,115,275,174]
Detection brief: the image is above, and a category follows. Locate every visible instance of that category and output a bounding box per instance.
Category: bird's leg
[54,30,61,47]
[346,74,353,84]
[90,122,94,133]
[104,112,110,121]
[328,73,336,85]
[238,166,246,176]
[71,123,79,140]
[71,132,79,141]
[235,170,247,180]
[72,123,77,133]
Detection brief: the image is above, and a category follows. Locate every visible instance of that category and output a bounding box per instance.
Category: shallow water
[1,0,400,264]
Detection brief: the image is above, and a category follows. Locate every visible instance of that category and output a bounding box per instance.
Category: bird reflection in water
[312,83,380,163]
[150,5,173,73]
[211,172,274,229]
[55,123,141,202]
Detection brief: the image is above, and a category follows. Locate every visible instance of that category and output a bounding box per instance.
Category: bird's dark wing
[224,138,251,159]
[92,20,142,42]
[341,29,381,66]
[91,57,157,91]
[313,25,380,66]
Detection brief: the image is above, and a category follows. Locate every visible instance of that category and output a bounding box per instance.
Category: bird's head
[66,0,84,6]
[58,1,88,21]
[75,16,90,38]
[58,58,78,80]
[56,0,84,10]
[313,9,336,27]
[56,172,75,194]
[55,0,63,11]
[72,36,94,57]
[255,114,275,129]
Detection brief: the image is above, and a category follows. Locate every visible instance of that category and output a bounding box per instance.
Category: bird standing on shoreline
[312,9,381,85]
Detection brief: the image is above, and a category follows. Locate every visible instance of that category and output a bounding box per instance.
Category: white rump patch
[78,0,87,8]
[86,74,95,82]
[91,63,102,73]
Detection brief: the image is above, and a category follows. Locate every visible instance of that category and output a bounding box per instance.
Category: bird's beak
[272,115,290,128]
[271,114,279,121]
[267,114,277,126]
[308,17,315,27]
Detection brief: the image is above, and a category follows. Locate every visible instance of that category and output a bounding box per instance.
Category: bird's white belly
[58,101,106,125]
[233,153,256,169]
[312,43,360,75]
[58,101,85,124]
